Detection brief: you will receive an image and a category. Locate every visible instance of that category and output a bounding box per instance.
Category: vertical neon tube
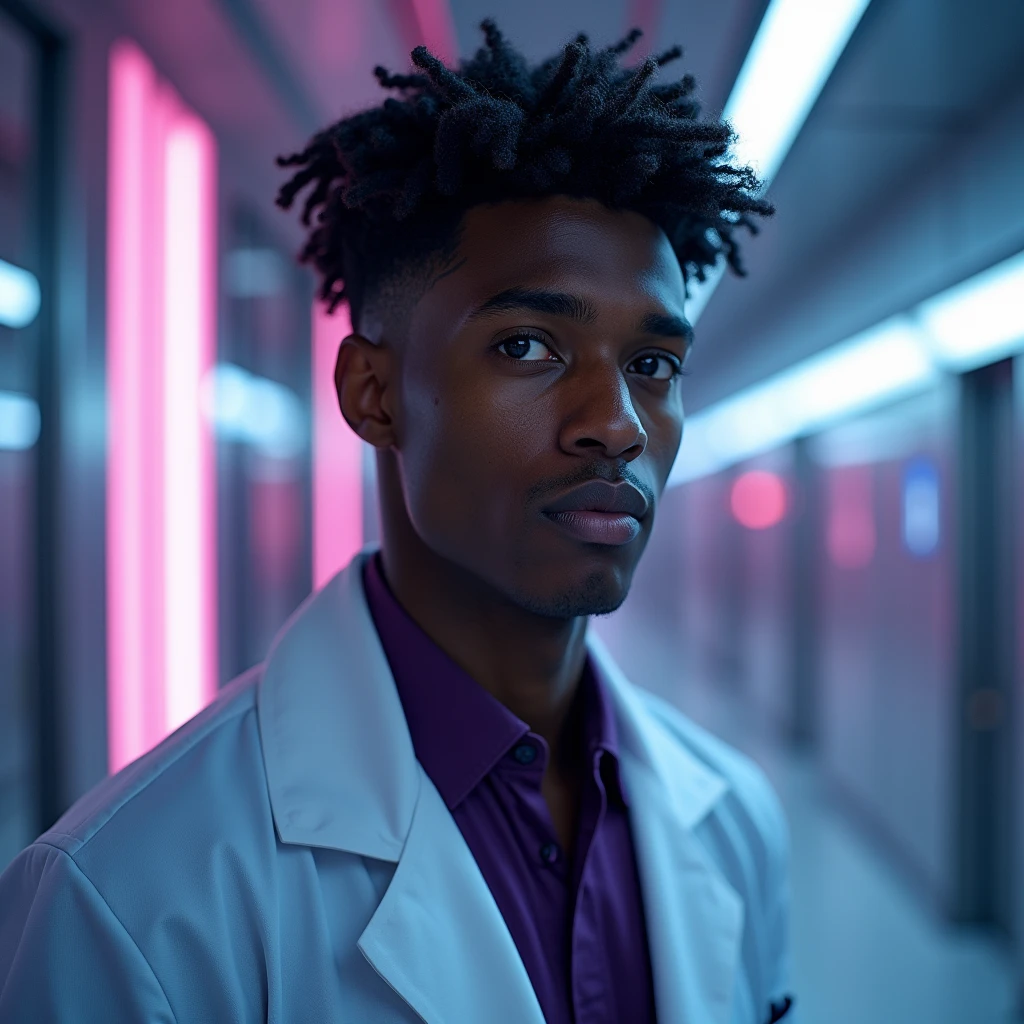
[107,42,150,773]
[163,114,218,734]
[312,302,364,589]
[107,42,218,772]
[139,82,170,754]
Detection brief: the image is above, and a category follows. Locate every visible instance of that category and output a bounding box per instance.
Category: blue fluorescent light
[686,0,873,324]
[902,457,940,557]
[0,258,41,329]
[725,0,873,187]
[672,248,1024,487]
[917,249,1024,372]
[202,363,305,459]
[669,317,936,486]
[0,391,41,450]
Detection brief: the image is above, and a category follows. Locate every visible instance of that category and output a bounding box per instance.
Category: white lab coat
[0,550,793,1023]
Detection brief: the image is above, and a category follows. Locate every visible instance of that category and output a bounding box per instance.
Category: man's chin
[510,568,632,620]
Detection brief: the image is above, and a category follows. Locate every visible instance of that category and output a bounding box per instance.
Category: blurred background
[1,0,1022,1019]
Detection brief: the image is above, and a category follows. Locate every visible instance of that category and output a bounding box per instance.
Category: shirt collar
[363,553,527,809]
[582,653,630,808]
[363,552,628,810]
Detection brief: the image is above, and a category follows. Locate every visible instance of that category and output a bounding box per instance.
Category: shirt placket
[497,736,575,1022]
[569,748,612,1023]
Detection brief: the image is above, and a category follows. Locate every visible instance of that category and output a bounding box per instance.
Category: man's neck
[376,539,589,760]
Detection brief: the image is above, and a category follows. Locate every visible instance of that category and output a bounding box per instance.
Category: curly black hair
[276,19,772,330]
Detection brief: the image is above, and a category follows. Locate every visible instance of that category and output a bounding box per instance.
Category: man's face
[386,195,689,618]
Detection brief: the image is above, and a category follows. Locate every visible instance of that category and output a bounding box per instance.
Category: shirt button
[513,743,537,765]
[540,842,560,865]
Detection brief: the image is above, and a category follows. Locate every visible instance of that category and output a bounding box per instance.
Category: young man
[0,23,793,1023]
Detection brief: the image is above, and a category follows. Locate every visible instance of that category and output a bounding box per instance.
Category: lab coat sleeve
[0,841,176,1023]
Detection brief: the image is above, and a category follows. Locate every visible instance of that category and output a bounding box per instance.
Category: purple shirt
[363,554,657,1024]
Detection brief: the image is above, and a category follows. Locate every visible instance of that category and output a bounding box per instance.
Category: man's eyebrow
[467,288,600,325]
[639,311,694,345]
[467,287,694,345]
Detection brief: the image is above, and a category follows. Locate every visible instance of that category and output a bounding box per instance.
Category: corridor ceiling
[110,0,1024,414]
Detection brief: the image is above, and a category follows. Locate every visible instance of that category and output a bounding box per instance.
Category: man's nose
[558,365,647,462]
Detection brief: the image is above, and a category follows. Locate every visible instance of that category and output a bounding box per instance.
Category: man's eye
[499,334,555,361]
[629,353,681,380]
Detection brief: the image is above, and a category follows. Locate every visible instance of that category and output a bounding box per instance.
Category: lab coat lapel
[623,752,745,1024]
[589,634,745,1024]
[260,552,543,1024]
[358,770,545,1024]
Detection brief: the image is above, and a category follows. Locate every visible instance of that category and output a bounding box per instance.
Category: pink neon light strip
[107,42,151,773]
[163,112,218,734]
[312,302,364,590]
[107,42,218,772]
[140,79,170,754]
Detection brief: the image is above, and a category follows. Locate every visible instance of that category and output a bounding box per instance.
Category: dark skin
[336,196,690,851]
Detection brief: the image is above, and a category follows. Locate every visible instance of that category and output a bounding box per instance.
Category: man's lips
[541,480,649,546]
[542,480,649,519]
[543,511,642,545]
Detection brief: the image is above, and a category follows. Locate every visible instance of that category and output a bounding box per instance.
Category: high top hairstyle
[277,20,773,329]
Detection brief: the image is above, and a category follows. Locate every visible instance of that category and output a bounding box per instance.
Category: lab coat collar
[257,549,741,1024]
[257,548,420,860]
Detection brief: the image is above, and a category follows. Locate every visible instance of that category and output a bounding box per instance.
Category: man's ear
[334,334,398,449]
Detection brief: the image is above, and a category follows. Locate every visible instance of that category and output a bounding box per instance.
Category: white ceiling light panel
[686,0,874,324]
[916,249,1024,372]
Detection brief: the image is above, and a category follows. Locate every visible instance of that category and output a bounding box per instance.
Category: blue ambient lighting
[669,318,936,485]
[901,458,940,557]
[671,248,1024,487]
[202,363,305,459]
[0,391,41,450]
[0,258,41,329]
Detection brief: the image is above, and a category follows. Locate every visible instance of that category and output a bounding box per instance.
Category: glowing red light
[730,471,787,530]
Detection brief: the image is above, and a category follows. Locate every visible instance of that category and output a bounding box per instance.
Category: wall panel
[813,385,957,906]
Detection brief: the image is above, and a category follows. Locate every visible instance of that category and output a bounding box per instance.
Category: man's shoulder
[630,689,793,1005]
[632,687,789,869]
[39,666,268,868]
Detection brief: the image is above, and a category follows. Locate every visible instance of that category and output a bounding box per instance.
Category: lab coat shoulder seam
[45,675,262,856]
[30,841,179,1021]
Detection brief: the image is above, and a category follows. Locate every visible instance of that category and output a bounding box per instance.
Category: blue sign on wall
[902,457,941,557]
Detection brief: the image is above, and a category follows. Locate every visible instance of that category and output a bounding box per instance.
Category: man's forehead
[458,197,675,263]
[449,202,684,301]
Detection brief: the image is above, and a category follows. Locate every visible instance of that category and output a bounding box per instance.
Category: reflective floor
[658,671,1020,1024]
